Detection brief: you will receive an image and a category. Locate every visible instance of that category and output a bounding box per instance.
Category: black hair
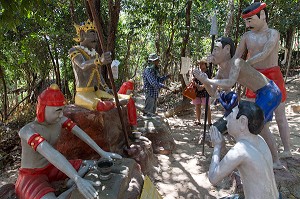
[215,37,236,58]
[236,101,264,135]
[242,2,269,22]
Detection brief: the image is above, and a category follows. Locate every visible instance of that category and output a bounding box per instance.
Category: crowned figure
[69,19,117,111]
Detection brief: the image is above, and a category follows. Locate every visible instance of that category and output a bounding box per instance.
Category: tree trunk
[107,0,121,53]
[155,20,162,55]
[284,26,295,81]
[180,0,192,88]
[54,43,61,88]
[44,35,61,88]
[162,1,180,76]
[235,0,243,48]
[0,65,8,121]
[122,34,132,82]
[224,0,235,37]
[70,0,76,23]
[163,17,176,75]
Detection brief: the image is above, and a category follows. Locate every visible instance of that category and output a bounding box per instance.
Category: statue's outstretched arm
[61,116,122,161]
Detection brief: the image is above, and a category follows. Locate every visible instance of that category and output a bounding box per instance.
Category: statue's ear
[260,10,266,20]
[225,45,231,56]
[79,31,85,42]
[239,115,248,131]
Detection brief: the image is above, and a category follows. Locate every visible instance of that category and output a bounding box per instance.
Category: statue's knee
[96,101,115,111]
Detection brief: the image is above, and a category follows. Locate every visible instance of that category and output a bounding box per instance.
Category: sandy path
[150,75,300,199]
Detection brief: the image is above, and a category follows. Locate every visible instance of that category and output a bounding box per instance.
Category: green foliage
[0,0,82,121]
[265,0,300,39]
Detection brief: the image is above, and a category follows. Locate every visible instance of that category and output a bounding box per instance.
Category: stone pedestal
[69,158,143,199]
[137,115,175,155]
[125,136,154,175]
[56,105,130,159]
[274,157,300,198]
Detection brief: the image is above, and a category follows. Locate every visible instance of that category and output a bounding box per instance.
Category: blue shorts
[255,81,282,122]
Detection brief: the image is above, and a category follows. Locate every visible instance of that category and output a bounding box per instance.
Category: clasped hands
[209,125,224,147]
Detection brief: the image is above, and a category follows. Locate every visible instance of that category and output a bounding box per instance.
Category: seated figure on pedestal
[15,84,122,199]
[208,100,280,199]
[69,19,128,112]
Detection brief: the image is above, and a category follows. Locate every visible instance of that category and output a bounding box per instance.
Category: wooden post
[87,0,130,149]
[199,14,218,155]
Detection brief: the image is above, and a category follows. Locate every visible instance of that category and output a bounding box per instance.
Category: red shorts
[15,159,82,199]
[245,66,287,102]
[127,98,137,126]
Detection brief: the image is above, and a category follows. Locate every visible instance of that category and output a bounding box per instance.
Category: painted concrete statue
[69,19,128,112]
[118,79,137,129]
[192,37,283,168]
[208,101,280,199]
[234,2,291,158]
[15,84,122,199]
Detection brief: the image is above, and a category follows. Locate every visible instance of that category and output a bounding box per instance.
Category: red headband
[242,3,266,19]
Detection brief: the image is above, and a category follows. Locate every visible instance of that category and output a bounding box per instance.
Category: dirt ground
[148,74,300,199]
[0,74,299,199]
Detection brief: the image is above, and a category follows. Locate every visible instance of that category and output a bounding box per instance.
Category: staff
[199,13,218,155]
[87,0,130,148]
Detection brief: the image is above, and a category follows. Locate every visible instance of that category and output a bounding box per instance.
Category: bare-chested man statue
[69,19,128,111]
[15,84,122,199]
[208,101,281,199]
[193,37,283,168]
[234,2,291,158]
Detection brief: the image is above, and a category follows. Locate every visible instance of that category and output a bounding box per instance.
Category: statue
[118,79,137,130]
[234,2,291,158]
[15,84,122,199]
[193,37,283,168]
[208,100,280,199]
[69,19,128,111]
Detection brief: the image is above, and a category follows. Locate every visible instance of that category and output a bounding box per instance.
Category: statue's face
[81,30,98,49]
[243,11,265,31]
[211,41,229,64]
[225,106,239,135]
[44,106,64,124]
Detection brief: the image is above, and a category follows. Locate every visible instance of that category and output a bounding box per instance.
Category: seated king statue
[69,19,127,111]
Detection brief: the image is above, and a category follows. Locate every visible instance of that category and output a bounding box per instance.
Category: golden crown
[73,19,96,42]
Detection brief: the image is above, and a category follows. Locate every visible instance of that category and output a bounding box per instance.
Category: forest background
[0,0,299,123]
